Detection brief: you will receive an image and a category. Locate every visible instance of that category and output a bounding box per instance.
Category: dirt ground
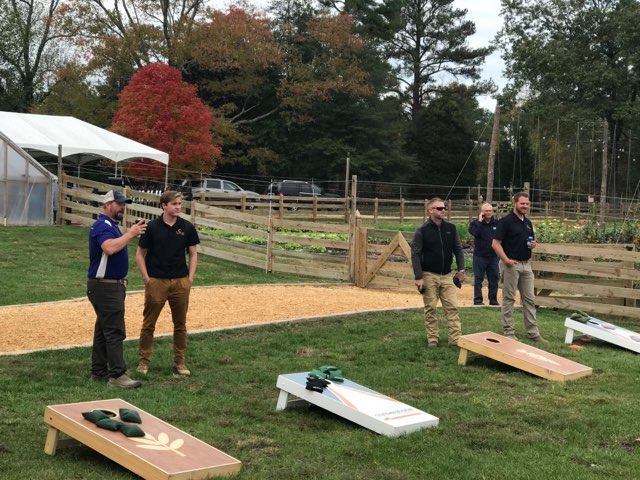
[0,283,482,354]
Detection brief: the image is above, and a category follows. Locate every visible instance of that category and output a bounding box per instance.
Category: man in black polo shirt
[492,192,546,343]
[135,190,200,376]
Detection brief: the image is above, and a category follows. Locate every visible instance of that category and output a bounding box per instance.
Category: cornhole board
[43,398,241,479]
[457,331,592,382]
[275,373,439,437]
[565,316,640,353]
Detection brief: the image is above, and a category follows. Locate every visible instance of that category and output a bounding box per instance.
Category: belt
[88,278,128,286]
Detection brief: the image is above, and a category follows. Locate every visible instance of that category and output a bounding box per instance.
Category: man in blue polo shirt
[135,190,199,376]
[492,192,547,343]
[87,190,146,388]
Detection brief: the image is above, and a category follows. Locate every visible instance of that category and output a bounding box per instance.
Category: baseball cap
[103,190,132,204]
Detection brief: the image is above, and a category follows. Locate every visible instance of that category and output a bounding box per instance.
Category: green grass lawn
[2,226,640,479]
[1,308,640,479]
[0,226,328,306]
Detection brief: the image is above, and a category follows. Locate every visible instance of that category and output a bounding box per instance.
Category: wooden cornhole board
[565,316,640,354]
[43,398,241,479]
[275,373,439,437]
[457,331,592,382]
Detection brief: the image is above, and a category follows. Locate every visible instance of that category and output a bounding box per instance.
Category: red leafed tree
[112,63,220,180]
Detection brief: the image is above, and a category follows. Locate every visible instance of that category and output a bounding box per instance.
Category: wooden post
[599,120,609,226]
[266,213,274,272]
[348,175,358,282]
[447,199,452,220]
[278,195,284,219]
[123,186,129,229]
[468,187,472,222]
[355,223,367,287]
[400,197,405,224]
[424,199,428,222]
[374,198,379,224]
[486,104,500,203]
[545,201,549,219]
[240,195,246,211]
[561,201,565,220]
[57,145,63,225]
[312,195,318,222]
[344,153,350,223]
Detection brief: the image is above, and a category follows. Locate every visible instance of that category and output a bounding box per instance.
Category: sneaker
[489,301,500,306]
[530,336,549,344]
[473,302,484,306]
[504,333,519,341]
[173,364,191,376]
[108,374,142,389]
[136,363,149,375]
[427,341,439,348]
[90,374,108,382]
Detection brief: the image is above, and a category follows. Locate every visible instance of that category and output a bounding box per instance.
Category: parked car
[182,178,259,208]
[264,180,342,211]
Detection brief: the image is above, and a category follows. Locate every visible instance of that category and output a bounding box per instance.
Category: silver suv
[182,178,258,207]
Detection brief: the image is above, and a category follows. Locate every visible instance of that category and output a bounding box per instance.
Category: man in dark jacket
[468,203,500,306]
[411,197,466,347]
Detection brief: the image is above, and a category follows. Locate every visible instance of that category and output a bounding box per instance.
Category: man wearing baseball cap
[86,190,146,388]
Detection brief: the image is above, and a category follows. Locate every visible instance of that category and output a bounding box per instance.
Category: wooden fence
[58,175,640,320]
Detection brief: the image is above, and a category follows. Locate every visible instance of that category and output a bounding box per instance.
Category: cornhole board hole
[565,316,640,354]
[457,331,592,382]
[43,398,241,479]
[275,373,439,437]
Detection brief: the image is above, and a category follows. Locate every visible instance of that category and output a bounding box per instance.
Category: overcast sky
[210,0,505,110]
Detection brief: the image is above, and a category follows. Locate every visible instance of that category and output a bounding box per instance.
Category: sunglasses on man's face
[433,206,446,211]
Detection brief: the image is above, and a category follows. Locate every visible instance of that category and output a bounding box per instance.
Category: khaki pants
[421,272,462,345]
[500,260,540,338]
[139,277,191,366]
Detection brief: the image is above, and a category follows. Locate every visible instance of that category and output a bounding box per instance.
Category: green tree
[409,83,486,192]
[0,0,77,111]
[385,0,493,124]
[499,0,640,220]
[31,63,115,127]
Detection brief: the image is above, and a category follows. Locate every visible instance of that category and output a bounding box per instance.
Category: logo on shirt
[176,228,185,236]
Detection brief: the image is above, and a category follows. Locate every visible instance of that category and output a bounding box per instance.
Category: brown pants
[421,272,462,345]
[139,277,191,366]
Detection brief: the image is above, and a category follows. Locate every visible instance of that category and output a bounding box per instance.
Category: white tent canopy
[0,112,169,164]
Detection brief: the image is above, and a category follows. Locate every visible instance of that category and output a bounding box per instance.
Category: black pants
[87,282,127,378]
[473,255,499,304]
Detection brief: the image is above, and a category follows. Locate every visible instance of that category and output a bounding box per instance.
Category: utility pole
[486,104,500,203]
[599,120,609,226]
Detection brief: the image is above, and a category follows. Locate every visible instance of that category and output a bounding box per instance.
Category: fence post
[374,198,379,224]
[123,186,129,228]
[561,201,565,219]
[278,195,284,219]
[312,195,318,222]
[424,199,428,222]
[545,201,549,219]
[348,175,358,283]
[447,199,452,220]
[266,213,274,272]
[400,197,405,224]
[355,223,367,287]
[468,187,473,222]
